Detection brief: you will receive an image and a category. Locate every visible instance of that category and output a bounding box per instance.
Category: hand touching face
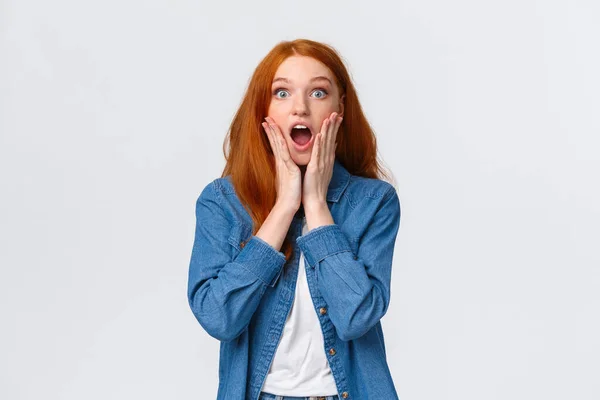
[302,111,343,210]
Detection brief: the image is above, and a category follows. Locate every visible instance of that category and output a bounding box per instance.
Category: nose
[292,95,309,116]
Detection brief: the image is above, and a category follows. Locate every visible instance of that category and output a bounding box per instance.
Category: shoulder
[196,176,236,202]
[340,173,400,224]
[195,176,253,226]
[345,174,397,202]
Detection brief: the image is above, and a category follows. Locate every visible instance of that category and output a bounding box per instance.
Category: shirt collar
[327,158,351,203]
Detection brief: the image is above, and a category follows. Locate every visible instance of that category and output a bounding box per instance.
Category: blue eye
[274,88,289,98]
[272,87,328,99]
[312,89,328,99]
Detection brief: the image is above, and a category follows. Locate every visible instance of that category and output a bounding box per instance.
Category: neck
[299,165,307,177]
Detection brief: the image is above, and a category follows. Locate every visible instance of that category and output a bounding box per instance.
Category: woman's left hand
[302,111,343,212]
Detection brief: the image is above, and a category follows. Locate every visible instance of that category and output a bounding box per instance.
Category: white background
[1,0,599,399]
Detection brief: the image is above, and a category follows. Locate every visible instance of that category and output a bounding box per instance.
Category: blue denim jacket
[187,159,401,400]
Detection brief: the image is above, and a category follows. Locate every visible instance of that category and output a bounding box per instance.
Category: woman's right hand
[262,117,302,214]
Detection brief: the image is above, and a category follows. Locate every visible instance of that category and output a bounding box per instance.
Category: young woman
[187,39,401,400]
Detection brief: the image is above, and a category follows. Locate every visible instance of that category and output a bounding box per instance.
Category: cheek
[267,108,285,125]
[317,104,338,120]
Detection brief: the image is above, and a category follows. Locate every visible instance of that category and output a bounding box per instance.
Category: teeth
[293,125,308,129]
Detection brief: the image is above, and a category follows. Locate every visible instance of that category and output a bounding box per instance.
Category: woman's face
[267,55,344,166]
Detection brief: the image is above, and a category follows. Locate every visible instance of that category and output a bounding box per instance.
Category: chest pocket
[227,220,253,253]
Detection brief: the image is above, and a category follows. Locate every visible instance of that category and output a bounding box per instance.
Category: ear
[338,94,345,118]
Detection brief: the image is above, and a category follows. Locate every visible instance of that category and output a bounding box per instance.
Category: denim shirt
[187,159,401,400]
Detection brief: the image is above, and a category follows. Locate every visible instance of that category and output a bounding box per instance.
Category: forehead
[273,55,334,83]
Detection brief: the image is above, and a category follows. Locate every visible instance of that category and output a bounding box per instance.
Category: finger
[268,119,288,162]
[266,117,285,159]
[263,121,280,161]
[321,113,337,167]
[262,121,273,152]
[317,118,331,169]
[331,113,342,140]
[309,132,321,169]
[266,121,287,171]
[278,133,292,164]
[331,115,343,161]
[267,117,295,168]
[318,116,330,152]
[327,112,338,150]
[319,115,329,137]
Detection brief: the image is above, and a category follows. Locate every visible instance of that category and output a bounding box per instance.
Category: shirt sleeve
[296,185,401,341]
[187,180,287,342]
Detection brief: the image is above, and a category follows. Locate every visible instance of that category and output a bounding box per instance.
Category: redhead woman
[187,39,401,400]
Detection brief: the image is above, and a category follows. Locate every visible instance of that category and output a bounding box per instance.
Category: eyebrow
[272,76,332,85]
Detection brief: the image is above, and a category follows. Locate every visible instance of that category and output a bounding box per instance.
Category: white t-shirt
[261,219,338,396]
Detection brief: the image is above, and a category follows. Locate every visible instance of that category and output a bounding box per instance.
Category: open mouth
[291,126,313,146]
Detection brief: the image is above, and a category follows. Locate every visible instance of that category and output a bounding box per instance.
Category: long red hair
[222,38,393,261]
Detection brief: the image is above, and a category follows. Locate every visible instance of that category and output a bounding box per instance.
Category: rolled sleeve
[235,235,287,287]
[296,224,353,268]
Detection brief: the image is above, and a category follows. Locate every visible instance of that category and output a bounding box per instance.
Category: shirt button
[341,392,349,398]
[319,307,327,315]
[329,348,336,356]
[240,241,246,249]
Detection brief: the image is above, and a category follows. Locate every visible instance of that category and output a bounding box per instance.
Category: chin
[291,153,311,166]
